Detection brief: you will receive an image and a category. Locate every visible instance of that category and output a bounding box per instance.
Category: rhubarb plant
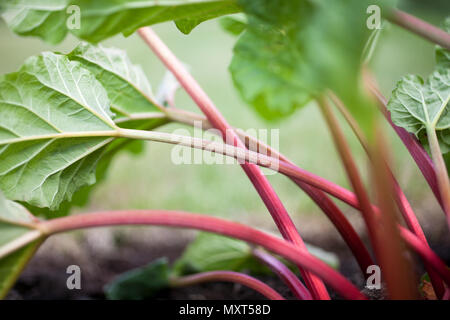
[0,0,449,300]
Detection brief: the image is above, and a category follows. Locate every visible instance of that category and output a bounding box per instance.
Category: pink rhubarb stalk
[386,9,450,50]
[253,248,312,300]
[39,210,365,300]
[170,271,285,300]
[137,27,329,300]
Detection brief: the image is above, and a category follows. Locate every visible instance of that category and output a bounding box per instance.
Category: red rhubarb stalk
[252,248,312,300]
[170,271,285,300]
[137,27,329,300]
[39,210,365,300]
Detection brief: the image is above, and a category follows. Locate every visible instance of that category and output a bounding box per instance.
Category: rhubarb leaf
[387,70,450,153]
[219,13,247,36]
[105,258,170,300]
[0,0,242,44]
[67,43,164,122]
[0,52,120,210]
[0,0,68,45]
[173,233,268,275]
[230,0,390,131]
[0,194,42,299]
[173,233,339,276]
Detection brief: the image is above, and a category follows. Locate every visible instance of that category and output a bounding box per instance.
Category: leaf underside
[0,52,117,210]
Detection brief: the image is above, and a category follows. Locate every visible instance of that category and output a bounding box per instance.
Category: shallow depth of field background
[1,2,448,247]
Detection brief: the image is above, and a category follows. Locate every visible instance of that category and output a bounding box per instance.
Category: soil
[6,217,450,300]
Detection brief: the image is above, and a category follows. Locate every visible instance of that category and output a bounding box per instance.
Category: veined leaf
[8,45,171,216]
[0,193,43,299]
[387,70,450,153]
[0,52,120,210]
[68,42,164,120]
[0,0,242,44]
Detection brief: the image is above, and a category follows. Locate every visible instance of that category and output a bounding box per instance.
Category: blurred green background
[0,3,447,232]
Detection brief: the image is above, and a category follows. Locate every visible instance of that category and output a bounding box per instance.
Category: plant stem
[427,126,450,229]
[243,132,374,276]
[317,97,417,299]
[112,127,448,283]
[39,210,365,300]
[252,248,312,300]
[118,127,361,209]
[329,93,445,297]
[158,107,373,275]
[367,78,444,210]
[386,9,450,50]
[370,126,418,299]
[400,227,450,286]
[0,230,42,258]
[170,271,285,300]
[137,27,329,299]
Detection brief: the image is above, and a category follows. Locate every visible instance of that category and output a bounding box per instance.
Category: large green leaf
[0,52,120,210]
[387,70,450,152]
[230,0,391,131]
[0,0,242,44]
[105,258,170,300]
[0,194,43,299]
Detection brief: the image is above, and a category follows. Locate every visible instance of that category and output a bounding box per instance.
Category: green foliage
[173,232,339,276]
[105,258,170,300]
[0,0,242,44]
[68,43,161,118]
[0,44,169,214]
[173,233,269,275]
[219,13,247,36]
[0,52,118,210]
[230,0,391,133]
[0,194,42,299]
[387,40,450,154]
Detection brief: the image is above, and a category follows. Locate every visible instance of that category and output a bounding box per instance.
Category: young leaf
[387,70,450,153]
[0,0,242,44]
[0,194,43,299]
[105,258,170,300]
[0,52,120,210]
